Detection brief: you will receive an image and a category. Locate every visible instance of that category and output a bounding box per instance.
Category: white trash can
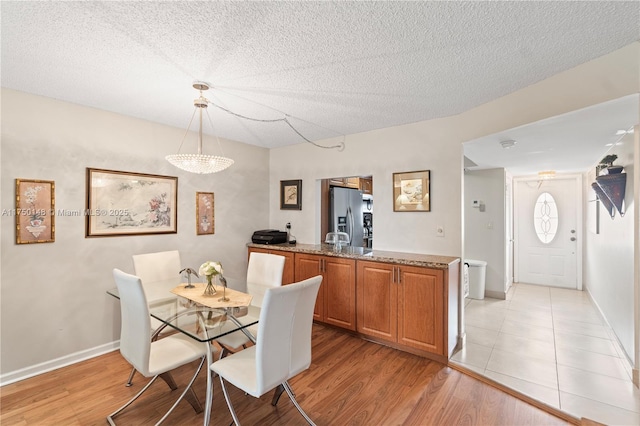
[465,259,487,300]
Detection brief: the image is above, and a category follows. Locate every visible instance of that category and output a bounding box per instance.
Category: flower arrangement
[199,261,223,277]
[199,261,223,296]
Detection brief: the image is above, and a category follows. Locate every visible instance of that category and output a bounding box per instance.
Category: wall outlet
[436,225,445,237]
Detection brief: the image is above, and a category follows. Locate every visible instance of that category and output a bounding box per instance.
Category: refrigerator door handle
[347,206,354,244]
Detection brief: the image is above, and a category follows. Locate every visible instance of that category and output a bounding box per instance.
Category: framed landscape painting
[86,168,177,237]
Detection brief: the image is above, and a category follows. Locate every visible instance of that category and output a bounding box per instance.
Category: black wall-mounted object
[593,171,627,218]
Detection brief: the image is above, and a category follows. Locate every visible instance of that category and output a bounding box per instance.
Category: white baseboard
[0,341,119,387]
[584,288,636,383]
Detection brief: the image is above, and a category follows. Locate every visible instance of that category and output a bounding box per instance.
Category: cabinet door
[323,257,356,331]
[328,177,346,187]
[295,253,324,321]
[359,177,372,195]
[344,177,360,189]
[279,251,295,285]
[397,265,444,354]
[356,261,397,342]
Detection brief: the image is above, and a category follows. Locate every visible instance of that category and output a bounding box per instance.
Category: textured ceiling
[2,1,639,154]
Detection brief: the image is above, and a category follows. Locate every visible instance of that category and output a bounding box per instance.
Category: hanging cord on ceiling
[207,100,345,151]
[208,86,346,151]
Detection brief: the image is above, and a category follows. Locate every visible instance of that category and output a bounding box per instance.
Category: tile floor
[450,283,640,425]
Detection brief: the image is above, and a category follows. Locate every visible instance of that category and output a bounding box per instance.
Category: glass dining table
[107,276,260,425]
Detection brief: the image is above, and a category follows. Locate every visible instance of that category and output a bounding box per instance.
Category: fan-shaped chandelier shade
[166,82,234,174]
[166,153,234,174]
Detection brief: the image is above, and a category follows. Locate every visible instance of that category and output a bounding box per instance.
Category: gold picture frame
[86,168,178,237]
[393,170,431,212]
[15,179,55,244]
[280,179,302,210]
[196,192,215,235]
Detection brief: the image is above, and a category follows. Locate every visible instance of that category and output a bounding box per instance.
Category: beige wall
[464,168,506,297]
[0,89,270,380]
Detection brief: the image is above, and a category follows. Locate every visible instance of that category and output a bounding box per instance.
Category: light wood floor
[1,324,575,425]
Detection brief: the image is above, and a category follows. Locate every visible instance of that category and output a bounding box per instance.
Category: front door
[514,175,582,288]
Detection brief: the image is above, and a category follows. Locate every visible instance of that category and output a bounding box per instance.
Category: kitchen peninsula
[247,243,460,363]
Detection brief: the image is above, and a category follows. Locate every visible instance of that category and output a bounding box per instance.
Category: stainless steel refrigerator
[330,187,364,247]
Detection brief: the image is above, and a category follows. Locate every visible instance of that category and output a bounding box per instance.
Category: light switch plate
[436,225,445,237]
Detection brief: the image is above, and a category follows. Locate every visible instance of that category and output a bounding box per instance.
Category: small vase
[203,275,217,296]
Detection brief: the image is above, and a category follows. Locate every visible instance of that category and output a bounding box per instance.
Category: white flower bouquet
[199,261,223,296]
[199,261,223,277]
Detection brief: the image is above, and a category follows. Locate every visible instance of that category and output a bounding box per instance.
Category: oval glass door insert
[534,192,558,244]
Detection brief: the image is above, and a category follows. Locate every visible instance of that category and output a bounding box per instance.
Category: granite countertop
[247,242,459,270]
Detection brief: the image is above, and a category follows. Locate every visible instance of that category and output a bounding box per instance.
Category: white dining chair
[124,250,182,386]
[214,252,285,356]
[132,250,181,296]
[109,269,211,426]
[210,275,322,426]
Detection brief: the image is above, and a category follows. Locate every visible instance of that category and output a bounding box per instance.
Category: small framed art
[280,179,302,210]
[393,170,431,212]
[196,192,215,235]
[15,179,55,244]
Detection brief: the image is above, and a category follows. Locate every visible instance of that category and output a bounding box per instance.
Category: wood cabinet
[359,177,373,195]
[295,253,357,331]
[328,176,360,189]
[247,247,295,284]
[357,260,446,356]
[247,243,460,361]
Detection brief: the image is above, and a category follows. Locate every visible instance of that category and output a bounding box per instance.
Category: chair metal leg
[125,367,136,387]
[107,375,160,425]
[159,372,178,390]
[156,356,206,424]
[204,344,215,426]
[219,376,242,426]
[271,384,285,406]
[108,356,206,426]
[283,381,316,426]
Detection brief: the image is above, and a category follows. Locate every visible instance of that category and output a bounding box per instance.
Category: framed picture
[393,170,431,212]
[15,179,55,244]
[86,168,178,237]
[280,179,302,210]
[196,192,215,235]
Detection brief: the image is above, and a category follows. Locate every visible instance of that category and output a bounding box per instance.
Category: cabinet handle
[397,267,401,284]
[393,266,397,284]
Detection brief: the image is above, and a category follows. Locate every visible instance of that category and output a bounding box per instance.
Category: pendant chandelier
[166,82,234,174]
